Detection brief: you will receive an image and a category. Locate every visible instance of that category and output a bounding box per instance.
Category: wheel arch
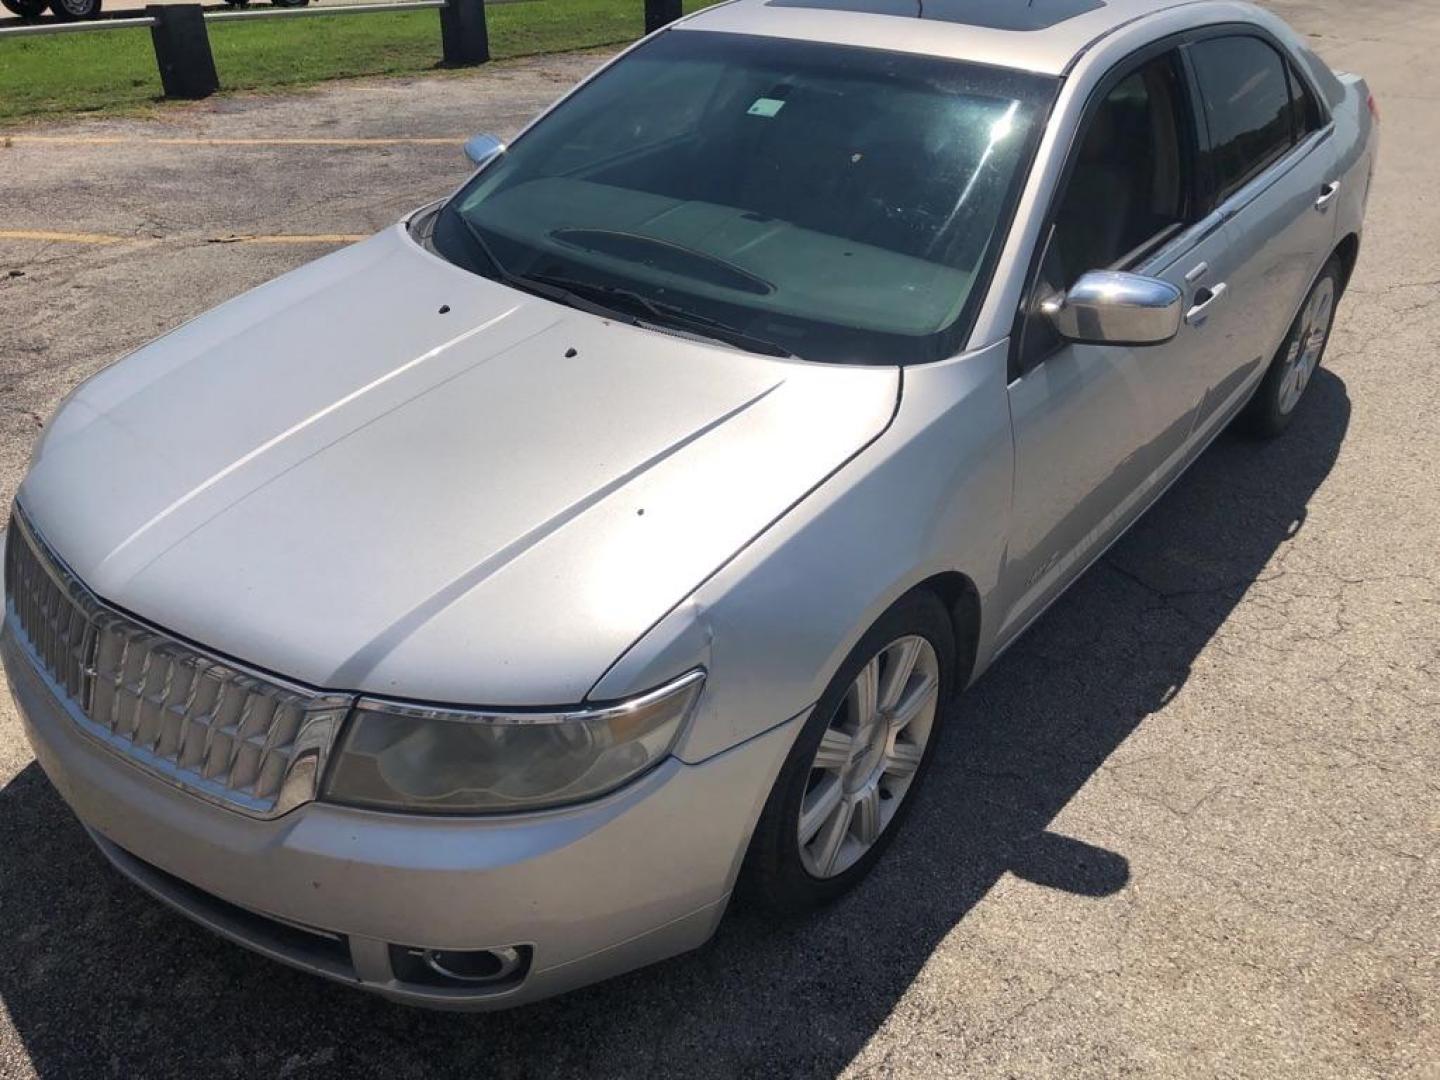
[908,571,982,695]
[1334,232,1361,293]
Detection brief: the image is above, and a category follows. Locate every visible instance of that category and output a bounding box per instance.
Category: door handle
[1185,282,1227,325]
[1315,180,1342,209]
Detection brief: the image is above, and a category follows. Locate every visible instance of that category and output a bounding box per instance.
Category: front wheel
[740,590,955,914]
[2,0,50,19]
[47,0,100,19]
[1237,258,1341,439]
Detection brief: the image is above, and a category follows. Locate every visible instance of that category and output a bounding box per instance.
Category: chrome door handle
[1185,282,1227,325]
[1315,180,1342,208]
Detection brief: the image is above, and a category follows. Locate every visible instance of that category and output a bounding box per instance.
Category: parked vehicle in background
[1,0,100,21]
[3,0,1376,1009]
[0,0,309,20]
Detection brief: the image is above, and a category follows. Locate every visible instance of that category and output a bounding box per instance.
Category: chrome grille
[4,509,351,818]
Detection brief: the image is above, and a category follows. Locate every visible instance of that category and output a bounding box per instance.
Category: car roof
[677,0,1210,76]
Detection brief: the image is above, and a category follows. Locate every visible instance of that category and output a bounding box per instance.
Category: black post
[147,4,219,100]
[644,0,682,33]
[440,0,490,66]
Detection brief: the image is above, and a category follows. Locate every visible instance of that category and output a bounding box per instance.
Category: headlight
[323,670,704,814]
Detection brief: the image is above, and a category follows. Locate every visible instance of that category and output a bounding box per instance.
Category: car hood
[20,226,897,705]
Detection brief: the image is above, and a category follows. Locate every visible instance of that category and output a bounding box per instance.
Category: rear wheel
[741,590,955,914]
[1238,258,1341,438]
[47,0,100,18]
[2,0,49,18]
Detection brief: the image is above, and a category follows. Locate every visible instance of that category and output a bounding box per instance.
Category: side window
[1189,36,1295,200]
[1286,62,1324,138]
[1049,54,1191,289]
[1018,51,1191,367]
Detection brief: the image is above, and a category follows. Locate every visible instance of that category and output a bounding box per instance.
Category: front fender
[590,339,1016,764]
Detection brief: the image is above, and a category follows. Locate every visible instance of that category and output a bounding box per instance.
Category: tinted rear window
[1190,36,1296,200]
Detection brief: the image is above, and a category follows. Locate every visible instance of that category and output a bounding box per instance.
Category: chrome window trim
[1211,122,1335,224]
[1131,207,1226,279]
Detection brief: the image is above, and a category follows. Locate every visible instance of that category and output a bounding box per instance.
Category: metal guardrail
[0,0,685,100]
[205,1,446,22]
[0,13,156,35]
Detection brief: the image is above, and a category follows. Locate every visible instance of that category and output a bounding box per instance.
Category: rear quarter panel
[1330,72,1378,252]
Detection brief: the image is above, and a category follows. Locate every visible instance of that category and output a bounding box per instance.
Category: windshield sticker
[747,97,787,118]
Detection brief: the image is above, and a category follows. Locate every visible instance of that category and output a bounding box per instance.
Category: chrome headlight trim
[322,669,706,815]
[351,668,705,728]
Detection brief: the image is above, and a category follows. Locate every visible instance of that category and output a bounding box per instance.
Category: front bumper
[3,621,799,1009]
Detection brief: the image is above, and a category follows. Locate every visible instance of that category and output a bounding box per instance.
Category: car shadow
[0,370,1350,1079]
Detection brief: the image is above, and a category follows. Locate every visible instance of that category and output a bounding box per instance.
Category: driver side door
[995,43,1240,649]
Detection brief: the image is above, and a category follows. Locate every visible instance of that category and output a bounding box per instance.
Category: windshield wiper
[453,217,796,358]
[523,271,798,359]
[454,217,642,326]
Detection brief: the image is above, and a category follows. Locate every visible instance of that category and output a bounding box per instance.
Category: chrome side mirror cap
[1043,270,1183,347]
[463,133,506,168]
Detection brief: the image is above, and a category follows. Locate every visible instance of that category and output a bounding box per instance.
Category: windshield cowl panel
[432,30,1057,365]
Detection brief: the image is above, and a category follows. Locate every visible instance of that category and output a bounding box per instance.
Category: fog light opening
[388,942,531,990]
[424,945,524,983]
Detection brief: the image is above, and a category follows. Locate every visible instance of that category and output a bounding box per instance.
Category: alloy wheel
[1277,276,1334,415]
[797,634,941,879]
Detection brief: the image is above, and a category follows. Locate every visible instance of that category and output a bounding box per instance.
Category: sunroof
[765,0,1107,32]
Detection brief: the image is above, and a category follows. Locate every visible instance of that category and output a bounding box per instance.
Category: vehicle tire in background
[47,0,100,18]
[2,0,51,17]
[740,589,956,915]
[1237,257,1343,439]
[271,0,311,7]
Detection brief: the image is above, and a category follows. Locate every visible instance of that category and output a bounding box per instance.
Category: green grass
[0,0,719,123]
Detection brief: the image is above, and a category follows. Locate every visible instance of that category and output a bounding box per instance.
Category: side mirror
[1042,270,1182,347]
[463,133,506,168]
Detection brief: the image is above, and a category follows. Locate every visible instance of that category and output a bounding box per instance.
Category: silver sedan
[2,0,1376,1008]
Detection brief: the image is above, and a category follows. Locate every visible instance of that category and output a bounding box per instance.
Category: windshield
[431,31,1056,364]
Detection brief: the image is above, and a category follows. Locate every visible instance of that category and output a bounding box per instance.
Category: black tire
[739,589,956,915]
[1,0,49,19]
[270,0,310,7]
[1237,257,1343,439]
[47,0,99,19]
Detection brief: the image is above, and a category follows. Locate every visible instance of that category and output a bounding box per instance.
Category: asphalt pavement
[0,1,1437,1076]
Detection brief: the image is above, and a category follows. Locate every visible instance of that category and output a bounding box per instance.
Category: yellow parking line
[3,136,461,147]
[0,230,363,245]
[0,229,124,245]
[214,234,367,244]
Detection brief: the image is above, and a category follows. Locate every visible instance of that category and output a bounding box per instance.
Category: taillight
[1367,91,1381,123]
